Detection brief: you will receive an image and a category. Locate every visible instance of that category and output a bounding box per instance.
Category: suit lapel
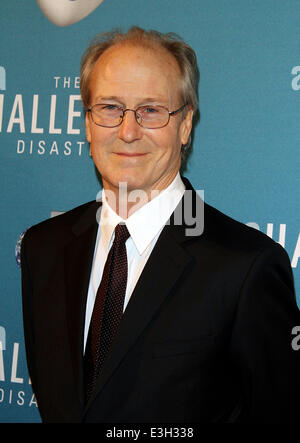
[64,201,100,403]
[83,186,200,414]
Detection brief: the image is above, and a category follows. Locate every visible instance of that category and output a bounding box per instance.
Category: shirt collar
[99,194,123,254]
[100,172,185,255]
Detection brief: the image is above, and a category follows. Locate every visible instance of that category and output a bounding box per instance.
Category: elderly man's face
[85,44,193,199]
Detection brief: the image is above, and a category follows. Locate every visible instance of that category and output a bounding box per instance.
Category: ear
[85,112,92,143]
[180,107,194,146]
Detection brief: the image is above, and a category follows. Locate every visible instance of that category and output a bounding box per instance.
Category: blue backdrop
[1,0,299,422]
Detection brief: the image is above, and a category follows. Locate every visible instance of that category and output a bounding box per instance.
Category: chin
[102,173,144,193]
[116,178,146,193]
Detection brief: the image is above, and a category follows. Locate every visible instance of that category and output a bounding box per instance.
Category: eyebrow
[94,96,169,106]
[94,96,123,103]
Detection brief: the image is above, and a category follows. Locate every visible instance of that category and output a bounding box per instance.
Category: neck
[102,174,179,218]
[102,184,159,219]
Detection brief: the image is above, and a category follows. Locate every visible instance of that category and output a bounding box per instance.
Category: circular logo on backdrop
[36,0,104,27]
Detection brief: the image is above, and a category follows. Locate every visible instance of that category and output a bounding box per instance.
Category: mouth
[114,152,147,157]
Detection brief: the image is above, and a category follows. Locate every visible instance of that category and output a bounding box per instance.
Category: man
[21,27,300,423]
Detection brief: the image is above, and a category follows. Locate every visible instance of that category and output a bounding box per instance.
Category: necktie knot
[114,223,130,244]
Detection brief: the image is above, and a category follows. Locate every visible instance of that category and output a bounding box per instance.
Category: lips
[114,152,147,157]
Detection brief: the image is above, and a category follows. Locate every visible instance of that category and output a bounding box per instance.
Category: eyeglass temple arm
[169,103,187,116]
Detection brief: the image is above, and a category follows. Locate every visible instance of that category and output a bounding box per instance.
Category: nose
[118,109,143,143]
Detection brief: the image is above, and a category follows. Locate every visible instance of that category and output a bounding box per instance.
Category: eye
[138,106,163,117]
[143,106,158,113]
[138,106,166,122]
[102,104,120,111]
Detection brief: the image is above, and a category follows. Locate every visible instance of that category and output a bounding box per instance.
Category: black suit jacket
[21,179,300,423]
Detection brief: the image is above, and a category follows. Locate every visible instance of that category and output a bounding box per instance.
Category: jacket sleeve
[230,242,300,423]
[20,230,38,396]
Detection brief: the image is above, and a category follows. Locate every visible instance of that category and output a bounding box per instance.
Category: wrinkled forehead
[89,43,183,106]
[98,40,181,72]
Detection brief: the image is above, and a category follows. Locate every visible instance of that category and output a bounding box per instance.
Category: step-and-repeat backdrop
[1,0,299,422]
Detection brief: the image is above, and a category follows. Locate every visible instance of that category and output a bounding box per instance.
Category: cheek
[89,128,115,152]
[151,126,181,151]
[158,128,182,158]
[89,134,108,167]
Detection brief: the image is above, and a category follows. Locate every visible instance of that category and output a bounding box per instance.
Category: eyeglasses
[87,103,187,129]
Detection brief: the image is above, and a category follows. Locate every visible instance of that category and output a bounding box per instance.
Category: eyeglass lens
[91,104,170,128]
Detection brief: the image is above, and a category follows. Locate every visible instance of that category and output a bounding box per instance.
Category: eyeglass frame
[87,103,187,129]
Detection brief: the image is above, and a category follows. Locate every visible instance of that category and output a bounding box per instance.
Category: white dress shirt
[83,172,185,352]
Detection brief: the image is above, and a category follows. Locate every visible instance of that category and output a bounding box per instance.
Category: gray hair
[80,26,199,120]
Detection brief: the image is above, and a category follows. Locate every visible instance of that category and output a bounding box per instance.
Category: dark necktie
[84,223,130,401]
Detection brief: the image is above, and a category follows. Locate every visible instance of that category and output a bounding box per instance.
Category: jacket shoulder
[203,201,286,256]
[181,177,279,254]
[23,200,98,248]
